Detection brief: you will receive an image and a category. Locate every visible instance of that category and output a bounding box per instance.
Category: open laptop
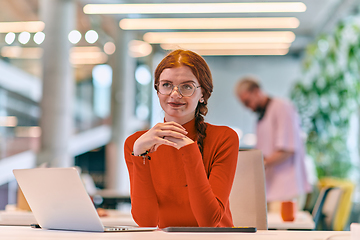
[13,167,157,232]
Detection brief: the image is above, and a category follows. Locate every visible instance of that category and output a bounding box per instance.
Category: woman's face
[158,66,203,124]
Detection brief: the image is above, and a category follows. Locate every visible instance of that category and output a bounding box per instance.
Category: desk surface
[1,210,315,230]
[0,209,137,227]
[0,226,351,240]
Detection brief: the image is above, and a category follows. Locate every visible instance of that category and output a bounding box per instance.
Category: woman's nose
[170,86,182,98]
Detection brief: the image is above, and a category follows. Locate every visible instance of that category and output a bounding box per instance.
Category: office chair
[312,186,343,230]
[318,178,355,231]
[321,187,342,230]
[312,186,331,230]
[229,149,268,230]
[312,186,330,228]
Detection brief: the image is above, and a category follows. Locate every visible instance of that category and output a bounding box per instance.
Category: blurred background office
[0,0,359,230]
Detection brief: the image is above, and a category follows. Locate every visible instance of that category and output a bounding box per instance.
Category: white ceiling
[0,0,359,53]
[79,0,360,53]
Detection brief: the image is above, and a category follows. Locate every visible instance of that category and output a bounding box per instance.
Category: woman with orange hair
[124,49,239,228]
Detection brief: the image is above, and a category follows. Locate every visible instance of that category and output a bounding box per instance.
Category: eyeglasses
[156,81,201,97]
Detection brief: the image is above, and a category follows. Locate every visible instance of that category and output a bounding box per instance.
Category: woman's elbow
[131,209,158,227]
[197,211,223,227]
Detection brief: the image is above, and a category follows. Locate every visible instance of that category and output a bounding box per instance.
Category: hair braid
[195,102,208,155]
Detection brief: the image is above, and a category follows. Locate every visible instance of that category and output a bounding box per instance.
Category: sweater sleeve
[179,127,239,227]
[124,134,159,227]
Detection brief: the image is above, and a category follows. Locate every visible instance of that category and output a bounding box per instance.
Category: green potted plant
[291,15,360,179]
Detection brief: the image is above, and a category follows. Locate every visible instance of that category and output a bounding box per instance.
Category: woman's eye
[162,82,172,88]
[182,84,193,90]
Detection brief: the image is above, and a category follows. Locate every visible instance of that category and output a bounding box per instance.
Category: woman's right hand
[133,122,188,156]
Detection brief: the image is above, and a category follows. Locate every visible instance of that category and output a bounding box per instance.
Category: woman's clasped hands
[133,122,194,155]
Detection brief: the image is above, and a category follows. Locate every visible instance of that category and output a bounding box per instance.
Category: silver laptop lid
[13,167,105,232]
[229,149,268,230]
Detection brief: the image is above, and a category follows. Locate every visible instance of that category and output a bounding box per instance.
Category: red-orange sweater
[124,119,239,228]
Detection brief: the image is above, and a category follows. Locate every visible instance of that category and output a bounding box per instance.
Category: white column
[37,0,75,167]
[106,29,135,195]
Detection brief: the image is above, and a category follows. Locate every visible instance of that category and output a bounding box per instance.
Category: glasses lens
[158,82,173,95]
[157,81,196,97]
[179,83,195,97]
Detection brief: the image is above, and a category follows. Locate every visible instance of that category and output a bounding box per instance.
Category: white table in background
[267,211,315,230]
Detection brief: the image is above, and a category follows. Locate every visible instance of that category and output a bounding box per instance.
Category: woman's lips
[168,102,185,108]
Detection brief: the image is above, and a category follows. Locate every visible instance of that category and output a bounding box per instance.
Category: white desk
[99,210,137,227]
[267,211,315,230]
[0,226,351,240]
[0,210,137,227]
[1,210,316,230]
[0,210,36,226]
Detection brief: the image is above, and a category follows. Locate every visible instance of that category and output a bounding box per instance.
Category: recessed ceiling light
[85,30,98,44]
[34,32,45,45]
[5,32,16,44]
[68,30,81,44]
[104,42,116,55]
[18,32,31,44]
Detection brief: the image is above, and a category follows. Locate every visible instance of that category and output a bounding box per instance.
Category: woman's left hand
[164,135,194,149]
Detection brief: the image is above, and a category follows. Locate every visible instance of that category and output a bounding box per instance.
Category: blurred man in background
[235,75,311,211]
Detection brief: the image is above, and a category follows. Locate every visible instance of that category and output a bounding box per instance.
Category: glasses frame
[155,81,201,97]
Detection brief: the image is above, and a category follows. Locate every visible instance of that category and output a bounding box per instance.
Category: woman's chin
[165,110,184,119]
[165,110,196,123]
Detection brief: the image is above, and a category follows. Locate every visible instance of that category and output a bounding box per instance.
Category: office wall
[204,55,303,146]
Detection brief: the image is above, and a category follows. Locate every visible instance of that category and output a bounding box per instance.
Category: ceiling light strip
[70,46,108,65]
[188,49,289,56]
[160,43,291,50]
[0,21,45,33]
[120,17,300,30]
[1,46,43,59]
[144,31,296,44]
[84,2,306,14]
[70,46,103,53]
